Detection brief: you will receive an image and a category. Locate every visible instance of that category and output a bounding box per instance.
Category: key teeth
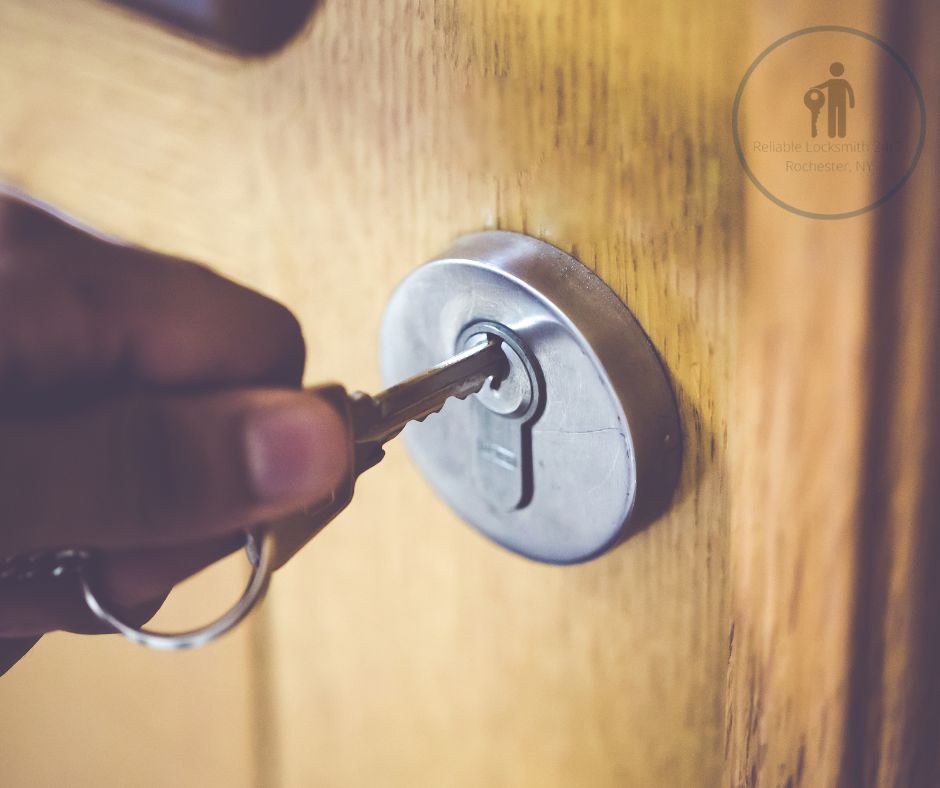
[412,389,480,424]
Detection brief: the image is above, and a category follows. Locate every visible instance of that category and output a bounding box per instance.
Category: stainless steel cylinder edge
[380,231,681,564]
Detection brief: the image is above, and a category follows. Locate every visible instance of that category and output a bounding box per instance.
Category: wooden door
[0,0,936,786]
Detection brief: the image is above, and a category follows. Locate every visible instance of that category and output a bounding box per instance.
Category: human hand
[0,197,351,674]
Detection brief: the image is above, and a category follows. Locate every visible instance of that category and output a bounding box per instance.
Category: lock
[380,231,681,564]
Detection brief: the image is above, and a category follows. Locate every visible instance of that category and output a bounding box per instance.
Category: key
[349,338,508,470]
[269,339,508,567]
[804,88,825,138]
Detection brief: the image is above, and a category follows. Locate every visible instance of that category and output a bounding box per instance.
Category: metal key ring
[79,530,274,651]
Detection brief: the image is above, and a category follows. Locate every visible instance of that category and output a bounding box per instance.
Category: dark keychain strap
[1,532,274,650]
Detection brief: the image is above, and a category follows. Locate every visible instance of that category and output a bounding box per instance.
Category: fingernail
[244,395,349,504]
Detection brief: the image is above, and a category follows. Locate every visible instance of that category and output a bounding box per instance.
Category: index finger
[0,197,307,398]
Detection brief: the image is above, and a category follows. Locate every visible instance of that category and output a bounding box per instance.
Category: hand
[0,197,351,675]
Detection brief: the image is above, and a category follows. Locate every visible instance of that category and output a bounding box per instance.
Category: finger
[1,387,351,556]
[0,198,306,397]
[0,533,244,638]
[0,581,168,639]
[0,636,40,676]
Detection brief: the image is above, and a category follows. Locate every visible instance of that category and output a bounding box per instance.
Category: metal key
[349,338,508,473]
[269,339,508,567]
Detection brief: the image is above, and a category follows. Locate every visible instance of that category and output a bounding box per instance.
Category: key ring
[79,530,274,651]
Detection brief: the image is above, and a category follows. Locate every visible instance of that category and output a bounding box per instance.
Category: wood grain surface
[246,3,741,786]
[726,2,940,786]
[726,2,880,782]
[0,0,934,786]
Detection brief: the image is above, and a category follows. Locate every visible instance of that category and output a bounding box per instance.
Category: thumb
[0,388,352,555]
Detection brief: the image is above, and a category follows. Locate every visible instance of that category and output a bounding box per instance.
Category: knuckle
[266,301,306,384]
[108,399,206,537]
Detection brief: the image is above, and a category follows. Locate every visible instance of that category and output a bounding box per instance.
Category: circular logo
[733,26,925,219]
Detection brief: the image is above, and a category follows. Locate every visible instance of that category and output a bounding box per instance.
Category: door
[0,0,936,785]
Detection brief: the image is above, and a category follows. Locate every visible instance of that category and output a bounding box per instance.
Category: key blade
[352,339,506,448]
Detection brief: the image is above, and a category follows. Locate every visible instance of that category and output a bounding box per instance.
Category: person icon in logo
[810,62,855,138]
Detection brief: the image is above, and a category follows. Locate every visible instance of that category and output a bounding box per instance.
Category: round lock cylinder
[380,231,681,564]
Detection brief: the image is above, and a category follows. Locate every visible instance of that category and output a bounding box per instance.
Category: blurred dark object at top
[105,0,318,55]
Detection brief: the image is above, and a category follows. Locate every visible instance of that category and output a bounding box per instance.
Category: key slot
[457,321,545,512]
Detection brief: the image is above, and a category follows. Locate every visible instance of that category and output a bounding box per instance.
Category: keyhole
[457,321,544,512]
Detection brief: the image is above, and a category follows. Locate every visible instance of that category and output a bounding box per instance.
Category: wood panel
[726,1,940,785]
[245,2,742,785]
[726,1,879,779]
[842,5,940,782]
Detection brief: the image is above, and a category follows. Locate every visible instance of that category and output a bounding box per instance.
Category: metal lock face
[380,231,681,564]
